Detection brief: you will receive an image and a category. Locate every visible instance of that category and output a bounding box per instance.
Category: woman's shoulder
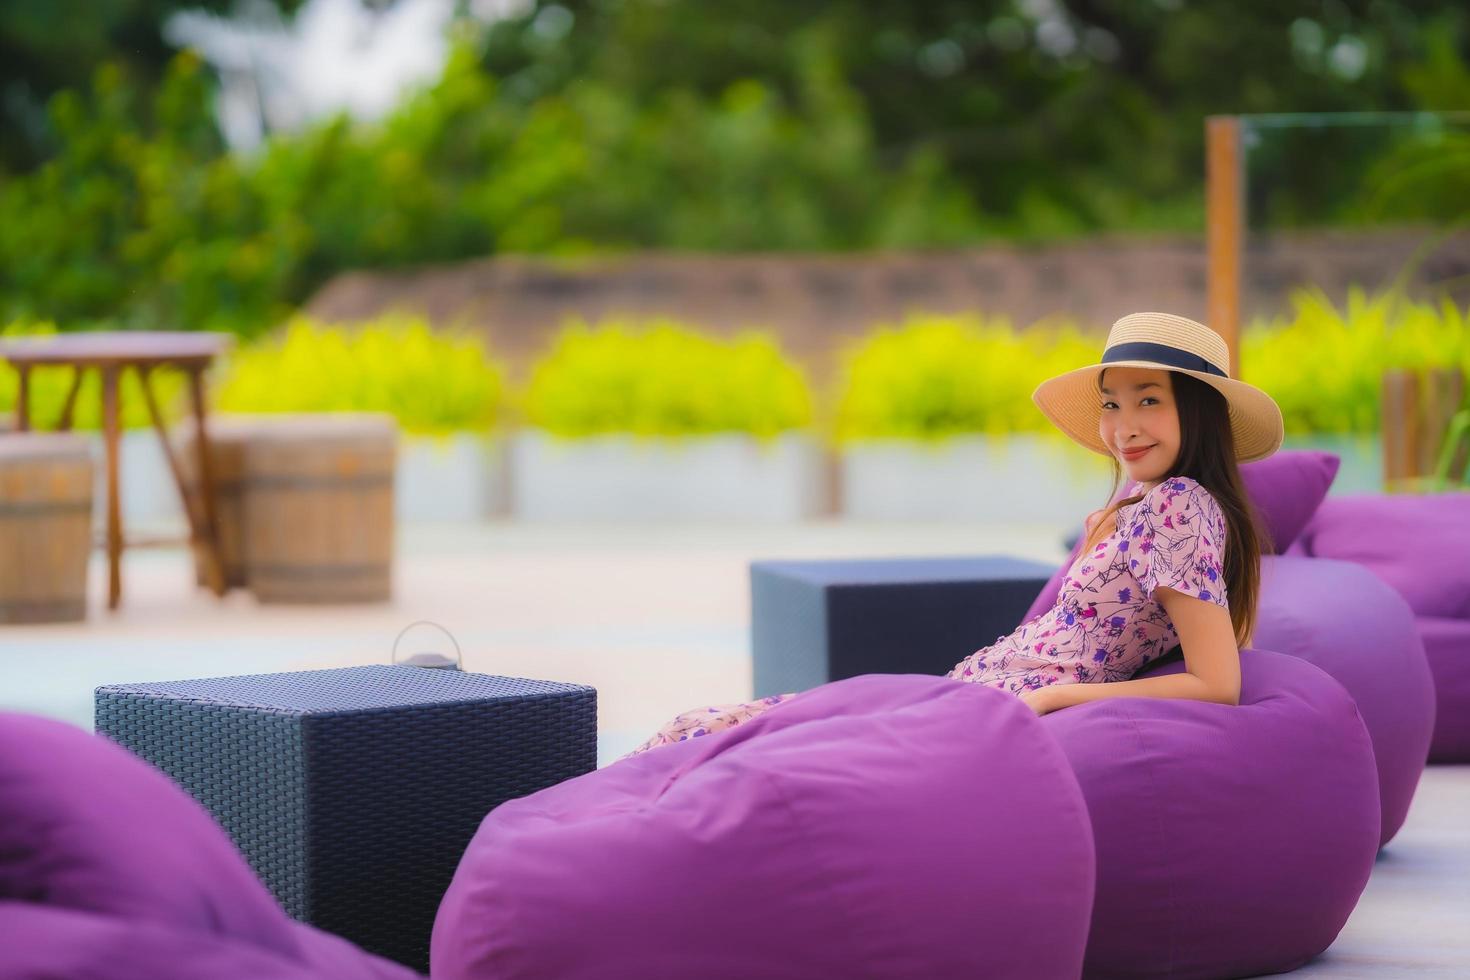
[1139,475,1210,501]
[1128,476,1223,524]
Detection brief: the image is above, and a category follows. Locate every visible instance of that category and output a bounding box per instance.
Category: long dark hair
[1080,369,1270,648]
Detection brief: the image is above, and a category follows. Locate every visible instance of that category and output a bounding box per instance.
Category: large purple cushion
[1047,648,1380,980]
[1254,555,1435,845]
[432,674,1096,980]
[1422,616,1470,761]
[0,905,410,980]
[1294,492,1470,763]
[1239,449,1341,553]
[0,712,417,980]
[1294,492,1470,619]
[0,903,325,980]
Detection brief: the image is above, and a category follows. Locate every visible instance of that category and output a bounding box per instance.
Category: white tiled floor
[0,520,1074,761]
[1288,767,1470,978]
[2,520,1465,976]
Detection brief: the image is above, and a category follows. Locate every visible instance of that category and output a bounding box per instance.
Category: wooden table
[0,331,234,609]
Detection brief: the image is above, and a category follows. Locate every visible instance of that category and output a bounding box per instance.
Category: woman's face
[1098,366,1180,486]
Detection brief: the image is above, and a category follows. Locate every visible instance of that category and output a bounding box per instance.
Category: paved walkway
[1,521,1465,976]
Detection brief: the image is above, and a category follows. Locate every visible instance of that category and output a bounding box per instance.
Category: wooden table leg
[57,366,83,431]
[16,365,30,431]
[100,367,123,610]
[139,366,223,594]
[187,366,227,597]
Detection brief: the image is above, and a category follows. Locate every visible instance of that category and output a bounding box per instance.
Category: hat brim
[1032,361,1284,463]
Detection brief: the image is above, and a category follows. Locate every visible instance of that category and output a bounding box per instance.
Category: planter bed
[840,434,1113,524]
[511,431,826,522]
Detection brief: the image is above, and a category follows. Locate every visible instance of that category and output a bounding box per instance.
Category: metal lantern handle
[391,619,463,668]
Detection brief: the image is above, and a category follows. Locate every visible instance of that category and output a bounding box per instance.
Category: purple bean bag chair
[432,673,1097,980]
[1419,616,1470,760]
[0,712,418,980]
[1045,648,1381,980]
[1255,555,1435,845]
[1025,452,1433,846]
[1289,491,1470,763]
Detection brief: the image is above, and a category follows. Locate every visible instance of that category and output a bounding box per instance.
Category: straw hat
[1032,312,1283,463]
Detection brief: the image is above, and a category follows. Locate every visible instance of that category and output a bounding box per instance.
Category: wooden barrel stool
[0,433,94,623]
[242,414,398,604]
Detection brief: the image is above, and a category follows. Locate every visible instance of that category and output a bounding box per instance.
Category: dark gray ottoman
[94,664,596,973]
[751,556,1057,698]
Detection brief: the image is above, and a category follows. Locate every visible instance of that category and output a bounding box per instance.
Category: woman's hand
[1019,686,1063,716]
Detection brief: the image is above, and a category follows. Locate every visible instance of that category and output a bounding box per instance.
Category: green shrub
[833,313,1099,442]
[0,56,299,335]
[213,314,506,435]
[1243,288,1470,435]
[523,319,812,438]
[0,320,187,429]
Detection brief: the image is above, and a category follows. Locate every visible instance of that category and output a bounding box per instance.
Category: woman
[622,312,1283,758]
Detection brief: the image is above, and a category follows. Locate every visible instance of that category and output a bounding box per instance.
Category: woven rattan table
[750,555,1058,698]
[95,664,598,973]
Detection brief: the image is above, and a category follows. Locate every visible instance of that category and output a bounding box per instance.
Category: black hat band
[1100,341,1227,378]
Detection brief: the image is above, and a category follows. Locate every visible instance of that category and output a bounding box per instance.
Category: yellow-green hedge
[834,294,1470,440]
[213,314,506,435]
[1243,287,1470,435]
[523,319,812,438]
[8,290,1466,442]
[833,313,1099,441]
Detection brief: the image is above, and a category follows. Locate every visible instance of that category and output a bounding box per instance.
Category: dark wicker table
[750,555,1058,698]
[95,664,598,973]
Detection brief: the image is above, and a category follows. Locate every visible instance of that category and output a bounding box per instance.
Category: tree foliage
[4,1,1470,333]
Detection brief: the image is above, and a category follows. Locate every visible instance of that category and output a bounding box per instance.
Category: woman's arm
[1025,587,1241,714]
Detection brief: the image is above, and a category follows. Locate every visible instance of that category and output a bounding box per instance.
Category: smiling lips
[1120,445,1154,460]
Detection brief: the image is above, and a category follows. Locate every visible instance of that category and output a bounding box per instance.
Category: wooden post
[1381,370,1419,488]
[822,446,842,518]
[57,367,83,431]
[100,367,124,609]
[137,366,224,595]
[1419,367,1466,475]
[187,366,227,597]
[1206,116,1244,378]
[1438,410,1470,486]
[1383,366,1468,490]
[15,365,30,431]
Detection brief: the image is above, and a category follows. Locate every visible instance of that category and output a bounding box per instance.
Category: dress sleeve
[1123,478,1229,609]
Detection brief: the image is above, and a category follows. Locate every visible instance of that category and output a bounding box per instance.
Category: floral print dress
[623,476,1230,759]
